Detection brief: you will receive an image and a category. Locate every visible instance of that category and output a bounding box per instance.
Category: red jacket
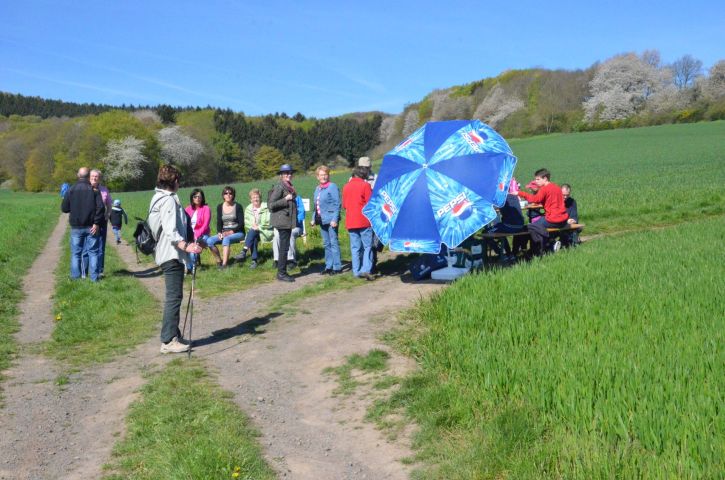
[342,177,372,229]
[518,182,569,223]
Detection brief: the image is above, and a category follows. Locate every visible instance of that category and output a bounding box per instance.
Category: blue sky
[1,0,723,118]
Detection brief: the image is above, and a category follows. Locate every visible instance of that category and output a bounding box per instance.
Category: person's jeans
[83,223,107,274]
[320,224,342,270]
[112,226,122,243]
[70,227,100,281]
[98,223,108,273]
[348,227,373,276]
[273,227,300,261]
[276,228,291,274]
[244,229,261,260]
[186,234,209,272]
[206,231,245,248]
[160,260,184,343]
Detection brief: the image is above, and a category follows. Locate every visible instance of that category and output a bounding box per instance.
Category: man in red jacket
[517,168,569,255]
[342,166,375,280]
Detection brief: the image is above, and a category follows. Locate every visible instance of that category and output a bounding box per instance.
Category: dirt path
[2,220,443,479]
[0,219,163,480]
[187,273,441,479]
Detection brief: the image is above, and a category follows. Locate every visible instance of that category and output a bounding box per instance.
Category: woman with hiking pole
[148,164,202,354]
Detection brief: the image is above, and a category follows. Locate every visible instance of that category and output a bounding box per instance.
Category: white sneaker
[552,240,562,252]
[160,337,190,354]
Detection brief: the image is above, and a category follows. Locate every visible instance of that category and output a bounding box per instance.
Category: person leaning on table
[148,164,202,354]
[517,168,568,256]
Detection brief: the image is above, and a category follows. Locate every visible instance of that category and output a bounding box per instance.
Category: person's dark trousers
[98,223,108,273]
[527,219,567,255]
[245,229,260,260]
[276,228,291,275]
[160,260,185,343]
[491,224,524,256]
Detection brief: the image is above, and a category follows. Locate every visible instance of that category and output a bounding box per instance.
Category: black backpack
[133,196,166,256]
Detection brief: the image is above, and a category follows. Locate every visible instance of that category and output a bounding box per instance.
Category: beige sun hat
[358,156,371,167]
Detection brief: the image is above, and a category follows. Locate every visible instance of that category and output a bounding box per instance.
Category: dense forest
[1,50,723,192]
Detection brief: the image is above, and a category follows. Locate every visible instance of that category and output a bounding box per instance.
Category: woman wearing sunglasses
[184,188,211,274]
[206,186,245,269]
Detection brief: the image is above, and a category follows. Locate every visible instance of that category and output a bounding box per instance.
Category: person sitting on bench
[561,183,580,247]
[488,177,525,260]
[517,168,568,256]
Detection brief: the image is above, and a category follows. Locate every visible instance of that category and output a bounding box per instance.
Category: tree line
[0,92,205,121]
[0,107,382,192]
[376,51,724,154]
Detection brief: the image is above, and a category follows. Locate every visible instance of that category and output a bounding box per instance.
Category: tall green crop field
[509,121,725,234]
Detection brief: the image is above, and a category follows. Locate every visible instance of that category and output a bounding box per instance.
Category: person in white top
[148,165,202,354]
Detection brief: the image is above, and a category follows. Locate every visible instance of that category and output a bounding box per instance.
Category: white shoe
[160,336,190,354]
[552,240,562,252]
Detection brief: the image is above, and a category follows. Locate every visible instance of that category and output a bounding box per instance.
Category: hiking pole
[181,263,197,358]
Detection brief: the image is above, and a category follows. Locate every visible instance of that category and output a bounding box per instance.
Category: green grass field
[367,122,725,478]
[380,218,724,478]
[46,234,158,366]
[0,191,59,397]
[103,359,275,480]
[509,121,725,233]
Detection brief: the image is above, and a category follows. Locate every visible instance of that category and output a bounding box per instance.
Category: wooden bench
[478,224,585,265]
[480,223,585,239]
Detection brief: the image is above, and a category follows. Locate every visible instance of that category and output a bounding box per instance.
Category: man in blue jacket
[61,167,105,281]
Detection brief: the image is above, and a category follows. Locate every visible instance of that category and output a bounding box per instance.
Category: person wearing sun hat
[268,164,298,282]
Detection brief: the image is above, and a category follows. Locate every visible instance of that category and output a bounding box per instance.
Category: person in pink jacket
[184,188,212,274]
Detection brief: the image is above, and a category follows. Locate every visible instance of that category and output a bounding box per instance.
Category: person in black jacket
[61,167,105,281]
[268,164,298,282]
[206,186,245,269]
[561,183,580,247]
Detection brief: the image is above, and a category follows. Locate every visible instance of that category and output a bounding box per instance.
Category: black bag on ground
[409,253,448,281]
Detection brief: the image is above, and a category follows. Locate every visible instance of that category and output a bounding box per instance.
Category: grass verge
[0,191,59,399]
[378,217,724,479]
[103,358,275,480]
[46,236,158,366]
[324,349,390,396]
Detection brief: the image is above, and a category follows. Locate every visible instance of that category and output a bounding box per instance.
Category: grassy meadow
[381,218,724,478]
[46,233,158,366]
[509,121,725,233]
[0,191,59,396]
[103,358,275,480]
[368,122,725,478]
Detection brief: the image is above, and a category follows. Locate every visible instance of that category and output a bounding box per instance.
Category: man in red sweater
[342,166,375,280]
[517,168,569,255]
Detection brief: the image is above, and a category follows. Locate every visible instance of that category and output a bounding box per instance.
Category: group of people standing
[147,159,379,353]
[311,157,378,281]
[61,167,123,282]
